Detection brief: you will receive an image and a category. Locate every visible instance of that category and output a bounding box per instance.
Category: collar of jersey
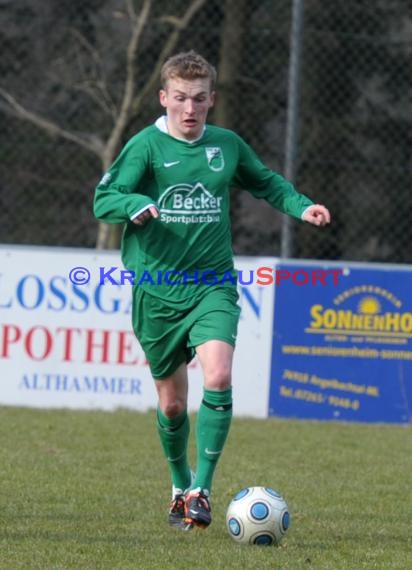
[154,115,206,144]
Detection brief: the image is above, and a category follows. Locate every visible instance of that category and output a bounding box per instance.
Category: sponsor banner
[0,246,274,417]
[269,262,412,423]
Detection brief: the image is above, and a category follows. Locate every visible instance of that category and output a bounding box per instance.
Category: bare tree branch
[0,87,103,156]
[70,28,118,120]
[131,0,208,119]
[96,0,153,249]
[96,0,208,249]
[0,0,209,250]
[101,0,152,170]
[72,81,117,121]
[126,0,136,20]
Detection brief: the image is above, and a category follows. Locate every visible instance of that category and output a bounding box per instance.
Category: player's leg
[184,340,234,528]
[155,363,194,530]
[155,363,193,496]
[193,339,234,492]
[184,287,240,528]
[131,287,193,528]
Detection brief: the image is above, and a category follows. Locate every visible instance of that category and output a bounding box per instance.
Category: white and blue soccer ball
[226,486,290,546]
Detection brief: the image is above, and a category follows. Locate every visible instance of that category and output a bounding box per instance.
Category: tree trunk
[214,0,250,129]
[215,0,251,252]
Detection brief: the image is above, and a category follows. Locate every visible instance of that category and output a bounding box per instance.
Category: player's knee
[205,366,231,390]
[160,399,186,419]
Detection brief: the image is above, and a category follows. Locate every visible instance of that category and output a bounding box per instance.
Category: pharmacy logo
[158,182,222,224]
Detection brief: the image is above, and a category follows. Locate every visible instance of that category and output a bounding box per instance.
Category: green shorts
[131,286,241,379]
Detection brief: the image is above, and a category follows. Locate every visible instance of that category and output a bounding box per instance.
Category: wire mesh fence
[0,0,411,262]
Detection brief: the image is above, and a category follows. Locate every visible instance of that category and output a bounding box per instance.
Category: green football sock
[193,387,233,494]
[156,408,191,493]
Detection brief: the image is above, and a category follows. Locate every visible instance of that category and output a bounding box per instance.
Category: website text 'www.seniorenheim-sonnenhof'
[68,267,344,287]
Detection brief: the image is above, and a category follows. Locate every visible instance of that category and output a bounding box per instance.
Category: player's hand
[132,206,159,226]
[302,204,331,227]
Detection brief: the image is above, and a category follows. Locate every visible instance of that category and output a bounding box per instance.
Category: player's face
[159,77,215,141]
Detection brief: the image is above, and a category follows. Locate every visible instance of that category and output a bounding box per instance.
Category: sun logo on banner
[357,296,381,315]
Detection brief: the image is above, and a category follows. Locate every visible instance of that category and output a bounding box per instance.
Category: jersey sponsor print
[159,182,222,224]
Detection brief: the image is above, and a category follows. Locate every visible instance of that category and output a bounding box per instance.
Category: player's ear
[209,91,216,108]
[159,89,167,108]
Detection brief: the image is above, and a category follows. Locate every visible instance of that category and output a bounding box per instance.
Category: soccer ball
[226,486,290,546]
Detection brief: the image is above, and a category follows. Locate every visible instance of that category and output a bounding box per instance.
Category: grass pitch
[0,407,410,570]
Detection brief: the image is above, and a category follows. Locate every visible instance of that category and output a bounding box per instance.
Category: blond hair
[160,51,217,91]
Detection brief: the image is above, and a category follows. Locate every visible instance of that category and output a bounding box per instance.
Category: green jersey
[93,116,313,303]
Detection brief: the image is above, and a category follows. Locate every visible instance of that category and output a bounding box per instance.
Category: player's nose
[184,98,196,113]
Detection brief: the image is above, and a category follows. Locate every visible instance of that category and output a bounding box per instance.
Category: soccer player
[93,51,330,531]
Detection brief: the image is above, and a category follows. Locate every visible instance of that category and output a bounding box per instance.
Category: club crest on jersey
[205,147,224,172]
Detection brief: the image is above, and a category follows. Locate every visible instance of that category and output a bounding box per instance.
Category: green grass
[0,408,410,570]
